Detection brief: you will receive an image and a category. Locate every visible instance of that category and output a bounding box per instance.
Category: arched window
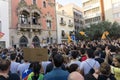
[43,1,46,8]
[33,0,36,4]
[46,20,51,28]
[19,10,29,24]
[32,36,40,47]
[32,12,40,25]
[19,36,28,47]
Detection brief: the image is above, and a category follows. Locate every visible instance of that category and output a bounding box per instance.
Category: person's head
[45,63,53,74]
[80,48,85,55]
[85,49,94,58]
[113,54,120,67]
[10,53,16,61]
[28,62,34,69]
[100,62,111,76]
[49,51,58,61]
[0,59,11,73]
[53,54,64,67]
[33,62,41,75]
[68,64,79,73]
[68,71,84,80]
[94,50,100,57]
[32,62,41,80]
[71,50,79,59]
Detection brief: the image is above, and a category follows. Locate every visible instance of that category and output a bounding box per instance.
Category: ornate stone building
[10,0,56,47]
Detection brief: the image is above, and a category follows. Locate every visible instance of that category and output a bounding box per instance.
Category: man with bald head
[68,72,84,80]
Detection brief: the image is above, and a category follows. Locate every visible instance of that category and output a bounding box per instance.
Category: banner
[23,48,48,62]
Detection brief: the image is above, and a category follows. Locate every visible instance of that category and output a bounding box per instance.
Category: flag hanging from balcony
[101,31,109,39]
[79,31,85,36]
[66,33,72,43]
[0,32,5,38]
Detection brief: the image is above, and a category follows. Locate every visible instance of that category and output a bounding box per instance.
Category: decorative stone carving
[17,0,30,15]
[30,4,41,15]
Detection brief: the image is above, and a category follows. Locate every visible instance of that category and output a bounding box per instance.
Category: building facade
[104,0,120,23]
[56,3,74,43]
[82,0,105,27]
[0,0,10,48]
[10,0,56,47]
[56,3,84,43]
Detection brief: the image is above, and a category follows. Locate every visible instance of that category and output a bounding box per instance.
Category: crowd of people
[0,39,120,80]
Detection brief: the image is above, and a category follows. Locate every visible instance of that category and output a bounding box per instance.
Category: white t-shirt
[10,61,20,73]
[41,61,51,74]
[68,60,81,68]
[17,62,30,76]
[80,58,100,75]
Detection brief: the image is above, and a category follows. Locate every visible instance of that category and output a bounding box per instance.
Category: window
[33,0,36,4]
[113,3,120,8]
[114,13,120,18]
[46,20,51,28]
[32,36,40,47]
[32,12,40,25]
[19,0,24,2]
[19,36,28,47]
[19,10,29,24]
[69,20,71,24]
[61,18,63,23]
[62,10,65,15]
[20,14,28,24]
[61,30,65,37]
[43,1,46,8]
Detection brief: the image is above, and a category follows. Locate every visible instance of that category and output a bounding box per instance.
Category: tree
[78,21,120,40]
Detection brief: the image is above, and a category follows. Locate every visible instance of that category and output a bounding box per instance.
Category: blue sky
[56,0,82,7]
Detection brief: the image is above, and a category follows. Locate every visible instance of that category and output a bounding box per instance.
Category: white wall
[0,0,10,48]
[56,12,74,43]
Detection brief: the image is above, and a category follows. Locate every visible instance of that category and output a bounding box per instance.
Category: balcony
[61,36,67,39]
[60,21,66,26]
[68,23,73,27]
[17,23,41,32]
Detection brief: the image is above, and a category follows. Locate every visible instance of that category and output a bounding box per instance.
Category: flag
[66,33,72,43]
[105,31,109,36]
[79,31,88,37]
[79,31,85,36]
[71,35,75,41]
[22,69,32,80]
[101,31,109,39]
[0,32,4,38]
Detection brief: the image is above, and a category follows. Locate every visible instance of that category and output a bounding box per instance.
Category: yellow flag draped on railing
[79,31,85,36]
[101,31,109,39]
[66,33,72,43]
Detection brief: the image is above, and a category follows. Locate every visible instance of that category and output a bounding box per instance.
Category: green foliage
[76,21,120,40]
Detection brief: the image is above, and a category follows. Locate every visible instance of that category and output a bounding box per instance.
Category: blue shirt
[44,67,69,80]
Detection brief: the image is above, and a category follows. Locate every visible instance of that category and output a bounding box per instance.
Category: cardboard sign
[23,48,48,62]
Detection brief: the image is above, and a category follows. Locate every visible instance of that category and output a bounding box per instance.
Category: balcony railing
[60,21,66,26]
[17,23,41,32]
[68,23,73,27]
